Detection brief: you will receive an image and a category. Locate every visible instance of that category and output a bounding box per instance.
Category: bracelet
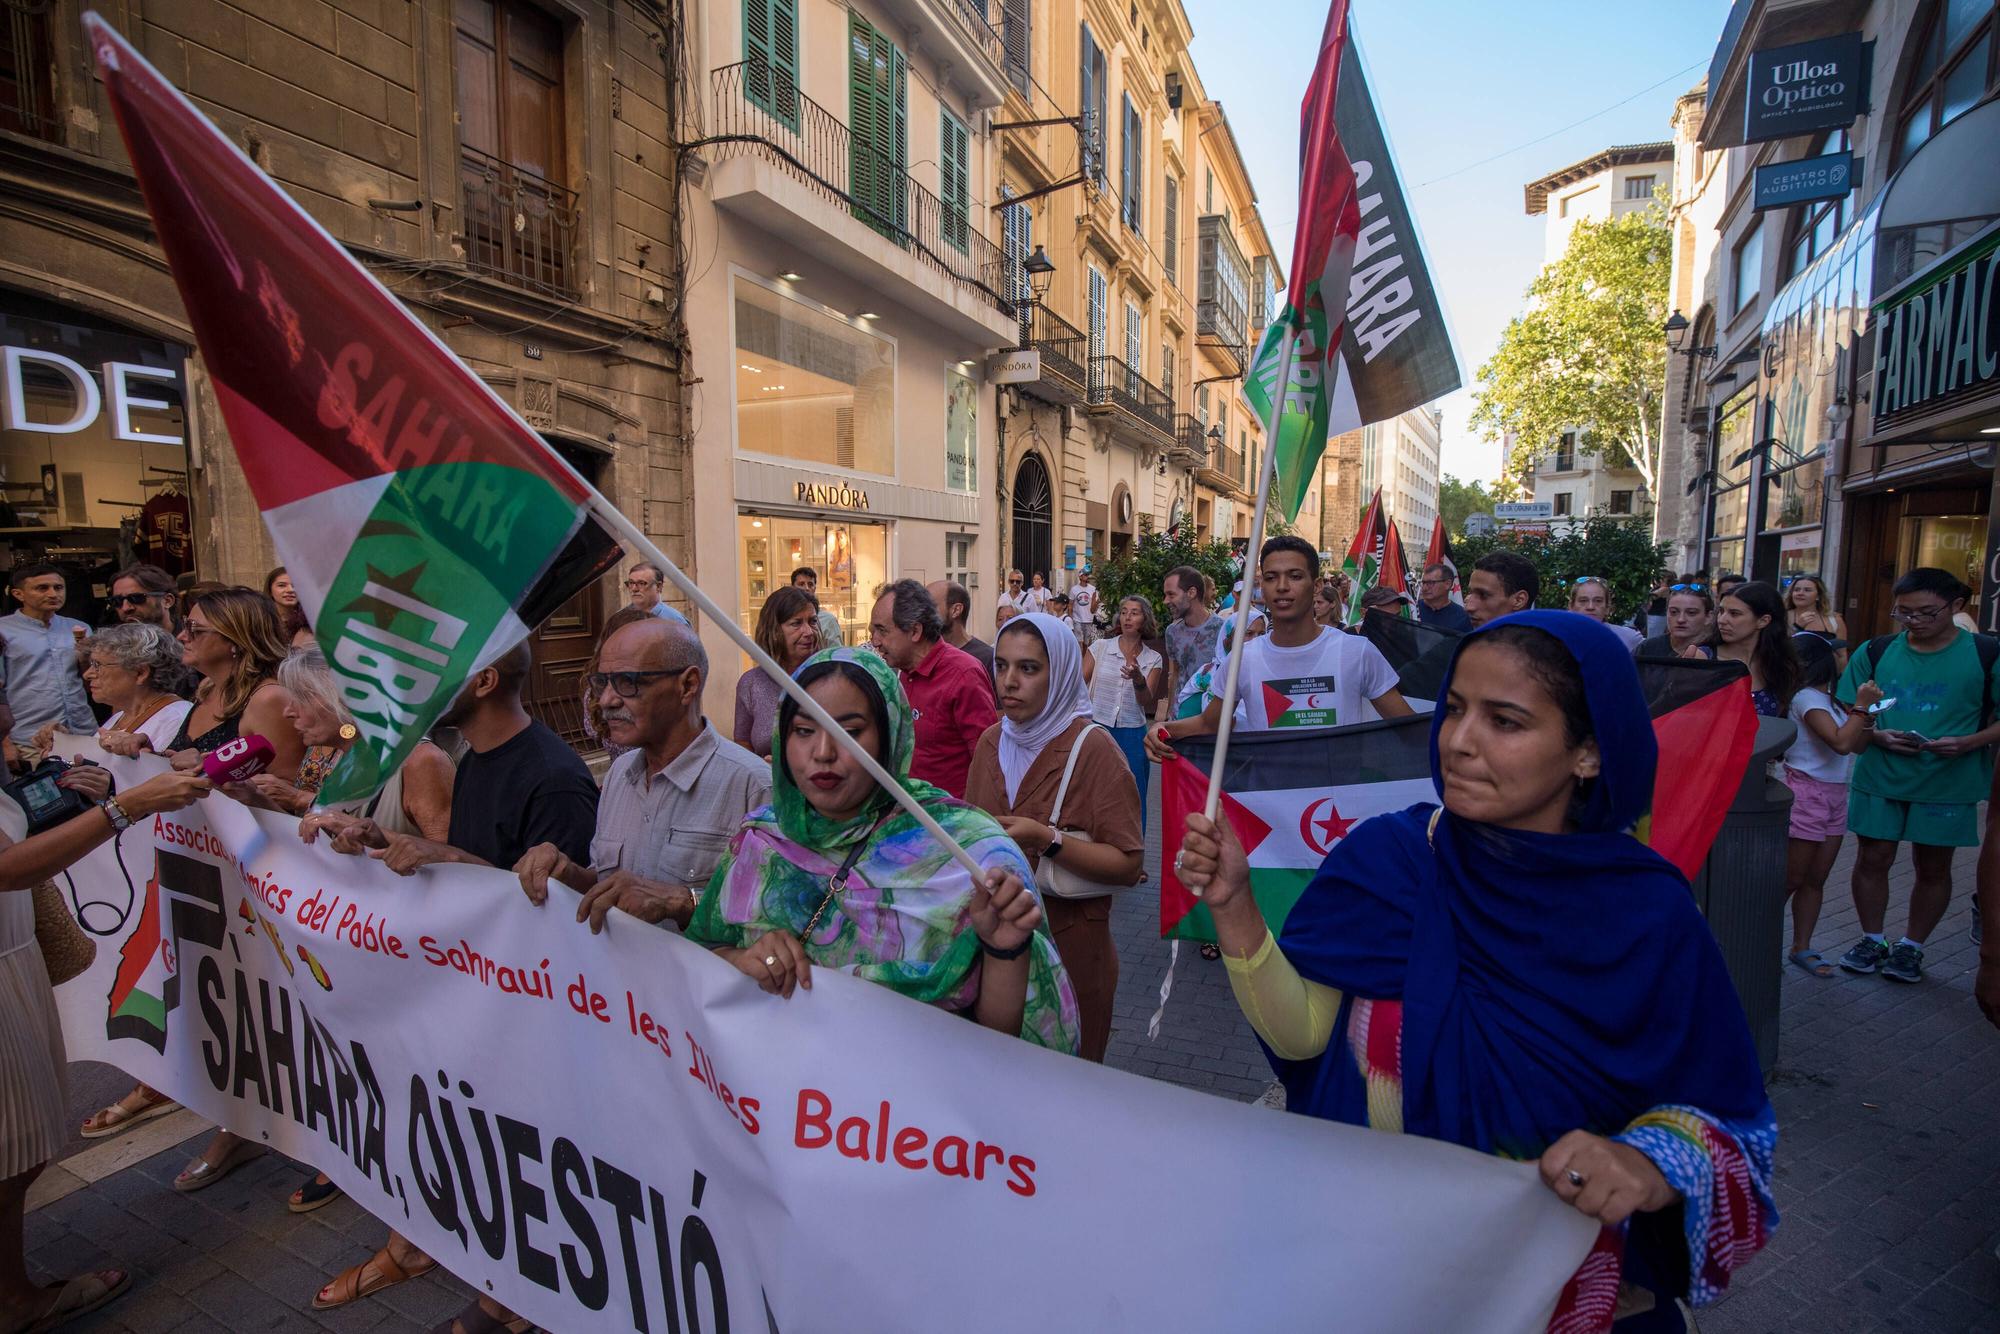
[100,797,132,832]
[979,936,1031,961]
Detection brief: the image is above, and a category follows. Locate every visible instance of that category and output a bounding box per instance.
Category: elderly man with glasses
[624,561,691,625]
[1834,566,2000,984]
[515,617,769,933]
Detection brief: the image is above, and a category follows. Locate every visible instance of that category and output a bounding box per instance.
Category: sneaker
[1838,936,1891,974]
[1882,941,1925,984]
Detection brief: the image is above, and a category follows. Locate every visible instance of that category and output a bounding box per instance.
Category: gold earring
[338,723,358,742]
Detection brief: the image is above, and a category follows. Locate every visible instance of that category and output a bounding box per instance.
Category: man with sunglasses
[516,618,768,933]
[106,562,179,631]
[997,569,1030,615]
[1835,567,2000,984]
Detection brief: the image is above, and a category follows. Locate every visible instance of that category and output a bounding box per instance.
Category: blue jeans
[1108,724,1151,834]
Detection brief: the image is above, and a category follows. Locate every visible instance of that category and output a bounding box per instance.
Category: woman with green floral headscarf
[687,648,1079,1051]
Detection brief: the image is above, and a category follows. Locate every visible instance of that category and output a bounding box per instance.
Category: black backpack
[1860,631,2000,731]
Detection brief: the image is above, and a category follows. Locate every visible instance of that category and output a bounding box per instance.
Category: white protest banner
[48,741,1596,1331]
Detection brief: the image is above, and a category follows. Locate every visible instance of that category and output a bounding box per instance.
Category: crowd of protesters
[2,543,1997,1334]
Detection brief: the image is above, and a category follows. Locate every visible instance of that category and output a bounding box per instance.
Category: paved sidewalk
[27,786,2000,1331]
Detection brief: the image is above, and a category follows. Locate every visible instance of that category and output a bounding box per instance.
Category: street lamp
[1024,246,1055,300]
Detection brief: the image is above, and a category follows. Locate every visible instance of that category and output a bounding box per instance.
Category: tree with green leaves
[1469,206,1672,496]
[1454,514,1669,622]
[1436,474,1492,543]
[1091,529,1241,636]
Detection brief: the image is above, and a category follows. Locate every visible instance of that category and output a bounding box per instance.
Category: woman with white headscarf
[966,612,1143,1061]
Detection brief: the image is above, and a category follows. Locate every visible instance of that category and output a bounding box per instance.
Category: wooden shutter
[1088,266,1107,393]
[1003,0,1031,95]
[1119,94,1133,222]
[850,19,908,240]
[1164,176,1178,282]
[745,0,800,128]
[941,110,969,252]
[1080,24,1101,185]
[890,46,908,233]
[1125,302,1141,367]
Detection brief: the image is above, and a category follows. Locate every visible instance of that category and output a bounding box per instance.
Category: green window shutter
[848,17,906,243]
[890,46,908,235]
[941,110,969,253]
[745,0,799,130]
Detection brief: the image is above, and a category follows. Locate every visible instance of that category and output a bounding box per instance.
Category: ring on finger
[763,954,779,968]
[1566,1169,1585,1188]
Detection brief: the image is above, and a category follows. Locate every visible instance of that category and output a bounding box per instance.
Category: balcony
[1197,214,1250,375]
[1198,441,1249,496]
[700,61,1020,343]
[458,147,581,298]
[873,0,1010,108]
[1088,355,1175,451]
[1170,413,1209,467]
[1013,302,1090,406]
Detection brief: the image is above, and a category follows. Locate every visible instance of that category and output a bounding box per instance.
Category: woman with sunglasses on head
[1637,578,1718,661]
[1715,582,1800,718]
[1176,612,1775,1329]
[1566,577,1643,652]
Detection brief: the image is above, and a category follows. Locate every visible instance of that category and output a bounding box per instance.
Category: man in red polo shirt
[869,580,997,797]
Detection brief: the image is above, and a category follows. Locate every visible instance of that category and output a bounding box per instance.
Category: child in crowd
[1783,632,1881,977]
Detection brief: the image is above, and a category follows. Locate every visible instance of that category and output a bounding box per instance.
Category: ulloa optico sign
[1744,32,1866,143]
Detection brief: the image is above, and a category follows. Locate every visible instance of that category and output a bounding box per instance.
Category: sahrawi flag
[1338,487,1406,618]
[1158,627,1759,942]
[88,16,621,803]
[1243,0,1462,521]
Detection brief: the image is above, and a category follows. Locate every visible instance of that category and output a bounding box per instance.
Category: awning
[1871,96,2000,299]
[1703,0,1871,151]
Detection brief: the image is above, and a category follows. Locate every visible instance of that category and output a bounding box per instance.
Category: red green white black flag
[86,14,622,803]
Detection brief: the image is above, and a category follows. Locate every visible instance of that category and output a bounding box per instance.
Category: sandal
[172,1139,263,1192]
[1788,949,1836,978]
[290,1173,344,1214]
[433,1299,538,1333]
[79,1087,179,1140]
[20,1269,131,1333]
[1199,943,1221,961]
[312,1243,436,1310]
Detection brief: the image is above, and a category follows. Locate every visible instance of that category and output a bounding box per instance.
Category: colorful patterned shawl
[688,648,1079,1053]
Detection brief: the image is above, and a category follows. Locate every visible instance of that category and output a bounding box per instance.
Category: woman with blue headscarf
[1176,612,1775,1331]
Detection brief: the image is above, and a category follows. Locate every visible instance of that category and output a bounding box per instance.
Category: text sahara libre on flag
[1243,0,1462,522]
[1160,620,1760,942]
[86,14,621,804]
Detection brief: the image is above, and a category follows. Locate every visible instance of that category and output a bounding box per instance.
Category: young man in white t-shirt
[1146,535,1412,763]
[1069,568,1100,646]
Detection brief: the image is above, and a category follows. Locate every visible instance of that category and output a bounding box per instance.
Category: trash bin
[1687,716,1796,1075]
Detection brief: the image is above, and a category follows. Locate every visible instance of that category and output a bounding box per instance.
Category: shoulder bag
[1033,725,1127,901]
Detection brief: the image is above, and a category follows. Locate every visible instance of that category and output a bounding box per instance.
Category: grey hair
[83,622,195,697]
[880,578,943,642]
[629,561,665,582]
[277,646,355,728]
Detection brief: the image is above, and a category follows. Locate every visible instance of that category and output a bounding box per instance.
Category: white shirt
[104,699,194,755]
[1606,623,1644,653]
[998,589,1030,613]
[1784,687,1853,784]
[1022,587,1051,614]
[1086,637,1164,727]
[1069,582,1099,626]
[1213,627,1400,730]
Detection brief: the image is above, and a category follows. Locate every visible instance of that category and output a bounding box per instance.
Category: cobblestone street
[25,789,2000,1332]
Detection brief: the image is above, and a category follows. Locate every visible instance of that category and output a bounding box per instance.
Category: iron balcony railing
[941,0,1005,72]
[1172,412,1209,464]
[1206,443,1246,486]
[703,60,1018,317]
[1091,355,1173,437]
[458,146,581,298]
[1019,301,1088,392]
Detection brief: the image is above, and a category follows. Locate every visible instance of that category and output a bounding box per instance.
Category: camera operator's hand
[118,771,213,818]
[29,722,56,755]
[167,748,204,775]
[55,764,111,803]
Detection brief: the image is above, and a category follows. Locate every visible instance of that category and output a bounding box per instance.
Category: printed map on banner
[46,740,1597,1332]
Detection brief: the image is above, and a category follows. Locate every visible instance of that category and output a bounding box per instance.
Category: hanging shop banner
[1753,152,1858,212]
[1744,33,1867,144]
[47,742,1596,1333]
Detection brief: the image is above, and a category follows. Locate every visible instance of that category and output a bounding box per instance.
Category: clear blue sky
[1179,0,1732,484]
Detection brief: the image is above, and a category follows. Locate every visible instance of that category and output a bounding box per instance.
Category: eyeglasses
[110,592,165,607]
[1419,576,1449,587]
[586,669,683,697]
[1008,577,1022,585]
[623,579,656,590]
[180,623,221,640]
[1890,604,1951,624]
[1669,582,1708,593]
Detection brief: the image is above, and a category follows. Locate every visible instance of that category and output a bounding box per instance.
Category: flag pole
[1198,328,1300,837]
[581,496,989,885]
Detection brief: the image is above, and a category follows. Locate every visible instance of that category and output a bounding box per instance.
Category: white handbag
[1033,725,1125,901]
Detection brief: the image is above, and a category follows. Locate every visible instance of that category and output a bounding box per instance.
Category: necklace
[801,812,893,938]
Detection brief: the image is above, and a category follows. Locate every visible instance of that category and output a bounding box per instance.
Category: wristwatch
[100,797,132,832]
[1044,830,1064,860]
